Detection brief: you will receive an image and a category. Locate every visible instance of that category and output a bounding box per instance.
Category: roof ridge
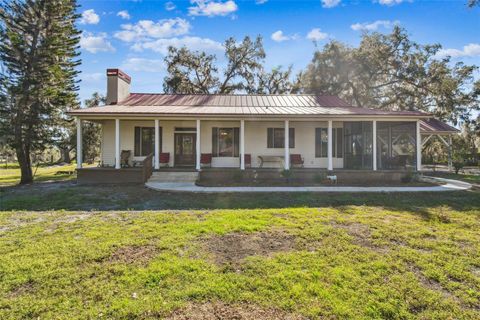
[127,93,336,97]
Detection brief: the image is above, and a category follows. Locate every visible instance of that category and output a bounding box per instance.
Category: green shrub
[401,170,419,183]
[280,169,293,183]
[313,171,326,183]
[453,161,464,174]
[232,170,244,182]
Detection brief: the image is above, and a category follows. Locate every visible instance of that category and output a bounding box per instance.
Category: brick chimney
[106,69,131,105]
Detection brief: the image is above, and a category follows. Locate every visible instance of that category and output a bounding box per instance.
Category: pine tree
[0,0,81,184]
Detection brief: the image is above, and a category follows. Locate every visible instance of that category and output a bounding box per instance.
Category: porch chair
[245,154,251,168]
[201,153,212,168]
[120,150,131,168]
[290,154,304,168]
[160,152,170,167]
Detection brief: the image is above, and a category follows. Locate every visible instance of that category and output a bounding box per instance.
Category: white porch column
[372,120,377,171]
[284,120,290,170]
[327,120,333,171]
[448,134,453,172]
[240,119,245,170]
[196,119,201,171]
[154,119,160,170]
[76,117,82,169]
[115,118,121,169]
[416,120,422,172]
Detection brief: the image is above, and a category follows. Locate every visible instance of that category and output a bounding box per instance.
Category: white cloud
[436,43,480,58]
[165,1,176,11]
[81,72,104,83]
[271,30,296,42]
[351,20,399,32]
[322,0,341,8]
[80,9,100,25]
[80,32,115,53]
[132,36,223,55]
[188,0,238,17]
[307,28,328,42]
[114,18,191,42]
[117,10,130,20]
[121,58,165,72]
[378,0,406,6]
[256,0,268,4]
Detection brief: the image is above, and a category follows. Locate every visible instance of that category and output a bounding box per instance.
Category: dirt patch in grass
[472,266,480,277]
[8,280,36,298]
[53,213,92,224]
[201,230,297,267]
[410,265,460,304]
[332,221,374,247]
[330,221,393,253]
[107,244,159,265]
[166,302,307,320]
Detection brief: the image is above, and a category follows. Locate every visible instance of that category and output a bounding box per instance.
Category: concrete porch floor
[145,176,472,193]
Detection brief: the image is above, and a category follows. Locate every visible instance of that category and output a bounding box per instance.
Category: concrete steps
[148,171,198,183]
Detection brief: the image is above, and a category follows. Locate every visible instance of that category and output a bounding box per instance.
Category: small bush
[401,169,416,183]
[453,161,464,174]
[313,172,326,183]
[232,170,244,182]
[280,169,293,183]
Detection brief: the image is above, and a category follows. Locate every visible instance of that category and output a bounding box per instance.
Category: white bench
[258,155,284,168]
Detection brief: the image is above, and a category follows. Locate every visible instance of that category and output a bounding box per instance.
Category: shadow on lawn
[1,181,479,216]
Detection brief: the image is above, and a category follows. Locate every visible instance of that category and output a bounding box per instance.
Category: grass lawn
[0,163,79,186]
[1,169,479,319]
[0,182,480,319]
[427,172,480,185]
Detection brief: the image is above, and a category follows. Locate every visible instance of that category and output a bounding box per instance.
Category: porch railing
[142,153,154,182]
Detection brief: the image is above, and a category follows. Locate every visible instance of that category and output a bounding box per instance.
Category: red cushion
[159,153,170,163]
[290,154,303,164]
[201,153,212,164]
[245,154,251,165]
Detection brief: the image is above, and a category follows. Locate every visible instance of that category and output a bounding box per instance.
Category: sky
[77,0,480,104]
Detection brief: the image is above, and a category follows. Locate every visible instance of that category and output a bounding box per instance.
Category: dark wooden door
[175,133,196,166]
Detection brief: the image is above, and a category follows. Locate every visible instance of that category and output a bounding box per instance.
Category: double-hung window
[134,127,161,156]
[315,127,343,158]
[212,127,239,157]
[267,128,295,148]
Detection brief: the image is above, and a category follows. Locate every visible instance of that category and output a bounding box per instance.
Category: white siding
[100,119,344,169]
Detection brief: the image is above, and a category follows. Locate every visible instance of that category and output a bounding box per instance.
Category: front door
[175,133,196,167]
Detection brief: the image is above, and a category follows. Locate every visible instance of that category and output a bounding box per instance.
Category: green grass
[0,180,479,319]
[0,163,80,186]
[428,172,480,185]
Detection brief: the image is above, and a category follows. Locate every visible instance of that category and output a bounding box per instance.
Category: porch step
[148,171,199,183]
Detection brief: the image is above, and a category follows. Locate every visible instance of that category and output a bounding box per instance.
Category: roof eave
[66,111,431,118]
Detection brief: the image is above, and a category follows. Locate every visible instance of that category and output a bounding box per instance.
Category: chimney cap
[106,68,131,84]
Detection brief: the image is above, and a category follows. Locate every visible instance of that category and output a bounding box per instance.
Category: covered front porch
[75,117,429,175]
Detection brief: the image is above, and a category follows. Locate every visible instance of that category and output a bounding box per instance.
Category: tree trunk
[60,147,71,163]
[16,145,33,184]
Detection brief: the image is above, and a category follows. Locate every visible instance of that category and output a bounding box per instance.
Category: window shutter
[289,128,295,148]
[234,127,240,157]
[159,127,162,153]
[134,127,141,156]
[212,127,218,157]
[337,128,343,157]
[332,128,336,157]
[267,128,273,148]
[315,128,321,158]
[321,128,328,157]
[147,128,155,156]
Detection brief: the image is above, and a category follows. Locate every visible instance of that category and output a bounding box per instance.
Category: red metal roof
[118,93,352,107]
[420,118,459,134]
[69,93,429,117]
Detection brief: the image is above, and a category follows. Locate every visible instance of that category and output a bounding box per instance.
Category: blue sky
[77,0,480,103]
